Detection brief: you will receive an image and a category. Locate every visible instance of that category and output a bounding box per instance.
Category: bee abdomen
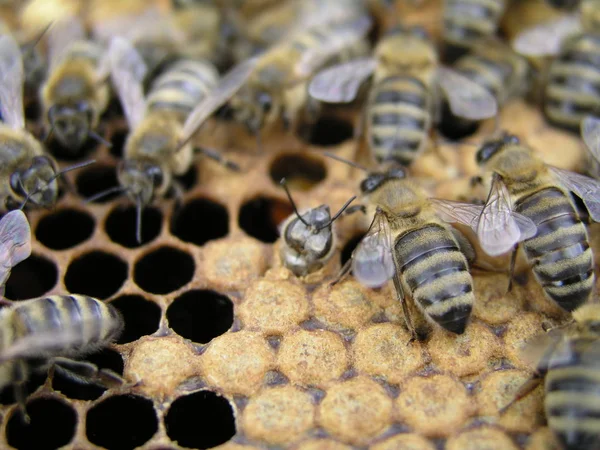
[454,53,512,103]
[395,224,473,334]
[517,188,594,311]
[367,76,431,167]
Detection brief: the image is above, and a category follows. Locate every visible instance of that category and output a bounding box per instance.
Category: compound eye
[145,165,164,187]
[388,166,407,180]
[258,92,272,113]
[360,174,384,193]
[476,142,500,165]
[9,171,25,195]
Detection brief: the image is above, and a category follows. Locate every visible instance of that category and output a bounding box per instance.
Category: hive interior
[0,0,593,449]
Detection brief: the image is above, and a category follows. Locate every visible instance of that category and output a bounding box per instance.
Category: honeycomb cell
[105,205,162,248]
[476,369,544,433]
[306,116,354,147]
[242,386,314,445]
[278,329,347,387]
[47,129,101,160]
[238,196,293,243]
[353,323,424,384]
[370,433,436,450]
[200,331,275,396]
[427,321,500,377]
[170,197,229,246]
[239,279,309,334]
[134,246,194,294]
[5,254,58,300]
[109,129,126,158]
[503,312,546,369]
[165,390,236,449]
[445,426,519,450]
[64,251,128,299]
[0,372,46,406]
[86,394,158,450]
[319,377,392,445]
[395,375,471,437]
[472,274,524,324]
[110,294,161,344]
[75,165,120,203]
[35,208,95,250]
[6,397,77,450]
[167,289,234,343]
[294,440,353,450]
[269,153,326,191]
[525,427,562,450]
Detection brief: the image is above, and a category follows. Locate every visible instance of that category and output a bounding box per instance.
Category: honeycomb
[0,0,592,449]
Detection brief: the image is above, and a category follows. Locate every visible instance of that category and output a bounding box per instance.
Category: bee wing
[582,115,600,163]
[108,37,147,128]
[308,57,377,103]
[512,14,582,57]
[0,33,24,130]
[518,329,565,371]
[178,57,259,148]
[0,210,31,290]
[550,166,600,222]
[436,67,498,120]
[351,211,396,288]
[48,17,85,70]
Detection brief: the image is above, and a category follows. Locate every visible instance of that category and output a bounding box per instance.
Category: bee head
[117,160,165,208]
[286,205,332,251]
[476,134,520,165]
[573,303,600,334]
[48,102,93,152]
[9,156,59,208]
[360,164,407,194]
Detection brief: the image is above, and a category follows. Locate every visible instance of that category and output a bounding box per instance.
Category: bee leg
[330,258,352,287]
[507,244,519,293]
[392,269,418,343]
[499,374,543,415]
[51,357,125,389]
[13,361,30,423]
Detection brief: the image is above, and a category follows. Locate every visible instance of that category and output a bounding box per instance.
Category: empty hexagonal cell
[35,209,95,250]
[64,251,128,299]
[6,397,77,450]
[86,394,158,450]
[269,153,326,191]
[46,129,103,161]
[170,198,229,246]
[304,116,353,147]
[134,246,194,294]
[165,390,236,449]
[110,295,161,344]
[0,372,47,406]
[167,290,233,343]
[52,349,124,401]
[5,254,58,300]
[109,129,127,159]
[76,165,120,203]
[105,205,162,248]
[238,196,293,243]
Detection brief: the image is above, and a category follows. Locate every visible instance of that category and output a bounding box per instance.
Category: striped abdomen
[454,52,514,105]
[367,76,432,167]
[544,33,600,131]
[545,337,600,450]
[146,59,219,120]
[516,188,594,311]
[394,224,474,333]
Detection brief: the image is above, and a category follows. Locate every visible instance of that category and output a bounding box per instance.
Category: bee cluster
[0,0,598,449]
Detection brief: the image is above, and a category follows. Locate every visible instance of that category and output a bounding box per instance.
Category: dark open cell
[46,129,102,161]
[6,397,77,450]
[109,129,127,159]
[76,165,120,203]
[64,251,128,299]
[36,209,95,250]
[341,233,367,266]
[176,164,198,191]
[105,205,163,248]
[134,247,194,294]
[305,116,354,147]
[170,198,229,246]
[238,196,293,243]
[0,372,47,406]
[437,101,480,140]
[86,394,158,450]
[110,295,161,344]
[24,100,42,122]
[269,153,327,191]
[52,348,124,401]
[167,290,233,343]
[165,391,235,449]
[5,254,58,300]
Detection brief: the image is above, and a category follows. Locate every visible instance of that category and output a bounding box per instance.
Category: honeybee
[474,133,600,311]
[279,178,356,277]
[501,303,600,450]
[106,37,254,243]
[582,115,600,177]
[40,17,110,154]
[0,209,31,296]
[442,0,507,62]
[309,25,497,167]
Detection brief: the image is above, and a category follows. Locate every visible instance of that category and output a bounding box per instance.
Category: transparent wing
[308,57,376,103]
[108,37,147,128]
[0,210,31,290]
[437,67,498,120]
[430,198,483,228]
[48,17,85,69]
[582,115,600,163]
[0,33,24,129]
[178,57,258,148]
[512,14,581,57]
[519,329,565,371]
[351,211,395,288]
[550,166,600,222]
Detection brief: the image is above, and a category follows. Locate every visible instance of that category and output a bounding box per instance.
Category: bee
[501,303,600,450]
[105,37,255,243]
[0,209,31,297]
[279,178,356,277]
[442,0,507,62]
[309,25,497,167]
[474,133,600,312]
[582,115,600,178]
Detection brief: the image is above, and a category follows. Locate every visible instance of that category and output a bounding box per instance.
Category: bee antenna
[84,186,126,204]
[317,195,357,231]
[280,178,310,227]
[323,152,368,172]
[30,21,54,50]
[57,159,96,177]
[88,130,113,148]
[135,193,143,244]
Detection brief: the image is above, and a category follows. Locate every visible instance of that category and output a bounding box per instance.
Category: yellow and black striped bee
[474,133,600,311]
[309,25,497,167]
[502,303,600,450]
